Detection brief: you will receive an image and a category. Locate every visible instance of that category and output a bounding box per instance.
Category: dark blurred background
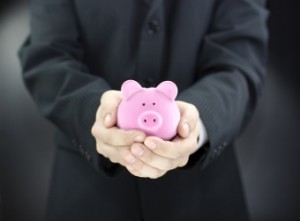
[0,0,299,221]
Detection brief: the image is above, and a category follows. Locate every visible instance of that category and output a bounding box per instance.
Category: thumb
[104,113,116,128]
[99,90,122,128]
[176,101,199,138]
[177,120,190,138]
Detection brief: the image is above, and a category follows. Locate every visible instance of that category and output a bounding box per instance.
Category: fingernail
[132,146,144,156]
[134,136,144,142]
[183,123,190,135]
[125,154,136,164]
[104,114,111,127]
[145,140,156,149]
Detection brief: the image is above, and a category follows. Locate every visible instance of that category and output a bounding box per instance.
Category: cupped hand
[125,101,201,179]
[91,90,146,167]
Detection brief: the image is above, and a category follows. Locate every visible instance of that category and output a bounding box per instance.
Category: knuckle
[150,170,165,179]
[91,123,99,137]
[167,160,176,170]
[109,156,118,164]
[190,103,199,114]
[179,156,189,167]
[127,167,138,176]
[101,90,121,107]
[100,93,111,113]
[149,172,160,179]
[96,145,106,157]
[157,170,164,179]
[189,140,198,153]
[119,159,128,167]
[91,124,103,139]
[188,105,199,123]
[95,106,102,120]
[91,122,106,139]
[100,91,110,103]
[91,125,97,137]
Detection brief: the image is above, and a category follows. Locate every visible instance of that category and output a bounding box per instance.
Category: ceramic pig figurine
[117,80,180,140]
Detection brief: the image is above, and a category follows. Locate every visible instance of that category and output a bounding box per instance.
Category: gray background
[0,0,299,221]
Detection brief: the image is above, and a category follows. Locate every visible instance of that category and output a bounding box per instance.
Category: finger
[96,137,167,179]
[96,140,123,165]
[126,166,149,178]
[144,137,179,159]
[176,101,199,138]
[131,143,177,171]
[177,155,190,168]
[144,125,199,160]
[96,141,136,167]
[127,165,163,179]
[99,90,122,128]
[124,154,166,179]
[92,120,145,147]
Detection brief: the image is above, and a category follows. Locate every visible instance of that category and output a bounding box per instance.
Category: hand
[91,90,146,167]
[126,101,201,179]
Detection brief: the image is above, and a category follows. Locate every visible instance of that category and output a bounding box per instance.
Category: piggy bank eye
[152,102,156,106]
[142,103,146,106]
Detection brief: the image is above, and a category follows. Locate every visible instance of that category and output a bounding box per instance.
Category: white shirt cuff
[196,117,208,150]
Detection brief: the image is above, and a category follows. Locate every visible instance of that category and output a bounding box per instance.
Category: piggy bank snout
[138,111,163,131]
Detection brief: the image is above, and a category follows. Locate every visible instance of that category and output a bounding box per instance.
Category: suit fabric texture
[19,0,268,220]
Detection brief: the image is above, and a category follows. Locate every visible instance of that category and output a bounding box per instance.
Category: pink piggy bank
[117,80,180,140]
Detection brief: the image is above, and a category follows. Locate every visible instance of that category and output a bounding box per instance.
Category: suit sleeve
[18,0,122,175]
[177,0,269,169]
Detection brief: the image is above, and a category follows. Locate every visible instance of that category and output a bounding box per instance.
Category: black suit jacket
[19,0,268,220]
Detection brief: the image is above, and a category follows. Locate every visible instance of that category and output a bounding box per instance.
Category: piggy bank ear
[121,80,142,100]
[156,81,178,100]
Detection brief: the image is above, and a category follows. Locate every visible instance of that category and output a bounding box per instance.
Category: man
[19,0,268,220]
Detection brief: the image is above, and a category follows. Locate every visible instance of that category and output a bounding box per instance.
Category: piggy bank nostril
[138,111,162,129]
